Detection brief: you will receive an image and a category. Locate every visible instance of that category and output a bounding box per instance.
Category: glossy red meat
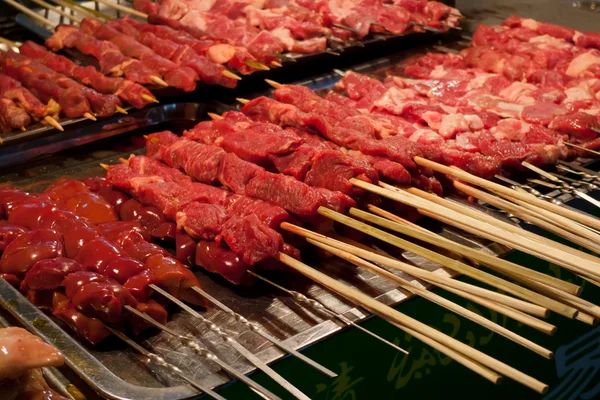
[145,253,206,307]
[64,271,110,298]
[72,280,138,322]
[8,201,57,230]
[116,230,169,261]
[0,221,26,252]
[43,179,90,203]
[218,215,283,265]
[130,300,168,336]
[195,240,249,285]
[53,301,111,345]
[24,257,85,290]
[103,257,146,284]
[175,229,197,265]
[74,237,122,273]
[63,192,118,224]
[0,190,37,218]
[97,221,150,243]
[0,229,64,277]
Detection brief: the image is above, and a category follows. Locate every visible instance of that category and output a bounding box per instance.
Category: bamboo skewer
[282,222,549,319]
[222,70,242,81]
[31,0,82,23]
[310,239,554,359]
[150,76,169,87]
[347,207,579,318]
[83,112,97,121]
[141,94,159,103]
[455,182,600,255]
[357,180,600,281]
[115,105,128,114]
[414,157,600,231]
[278,253,549,393]
[320,206,573,318]
[92,0,148,18]
[51,0,111,20]
[564,142,600,157]
[246,270,409,354]
[366,205,580,296]
[405,185,600,281]
[44,115,64,131]
[3,0,55,27]
[0,36,19,49]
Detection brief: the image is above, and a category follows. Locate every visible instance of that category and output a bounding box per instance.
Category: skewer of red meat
[46,25,169,87]
[502,15,600,50]
[241,84,501,180]
[400,61,600,143]
[105,18,239,87]
[105,157,300,283]
[0,97,31,133]
[19,41,158,109]
[0,51,93,119]
[1,51,122,119]
[0,73,62,130]
[0,189,195,343]
[79,19,198,92]
[145,14,272,74]
[332,71,567,168]
[185,111,382,197]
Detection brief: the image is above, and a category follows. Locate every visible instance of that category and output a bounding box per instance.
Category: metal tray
[0,101,510,400]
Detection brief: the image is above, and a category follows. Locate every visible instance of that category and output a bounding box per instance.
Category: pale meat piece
[0,327,64,380]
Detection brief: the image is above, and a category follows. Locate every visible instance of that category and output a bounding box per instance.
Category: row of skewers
[0,0,463,136]
[5,73,600,398]
[131,0,462,54]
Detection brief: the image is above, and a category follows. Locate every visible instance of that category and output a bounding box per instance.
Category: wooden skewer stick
[403,185,600,282]
[310,239,554,359]
[414,157,600,231]
[150,76,169,87]
[236,98,250,105]
[564,142,600,157]
[418,209,600,321]
[322,206,573,318]
[30,0,82,23]
[245,60,270,71]
[221,70,242,80]
[115,105,128,114]
[455,182,600,255]
[357,179,600,281]
[349,207,579,318]
[3,0,55,28]
[366,204,580,296]
[141,94,159,103]
[331,233,558,334]
[0,36,19,49]
[282,222,549,319]
[91,0,148,18]
[270,61,283,67]
[83,112,97,121]
[278,253,548,393]
[265,79,283,89]
[207,112,224,120]
[497,188,600,260]
[51,0,111,20]
[44,115,64,131]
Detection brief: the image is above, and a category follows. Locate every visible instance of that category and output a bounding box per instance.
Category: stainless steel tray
[0,101,511,400]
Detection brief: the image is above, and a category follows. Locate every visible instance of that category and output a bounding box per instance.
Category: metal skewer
[495,175,562,205]
[550,172,599,191]
[522,162,600,210]
[557,162,600,182]
[124,306,279,400]
[558,161,600,179]
[190,286,337,378]
[105,326,227,400]
[246,270,408,355]
[148,284,313,400]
